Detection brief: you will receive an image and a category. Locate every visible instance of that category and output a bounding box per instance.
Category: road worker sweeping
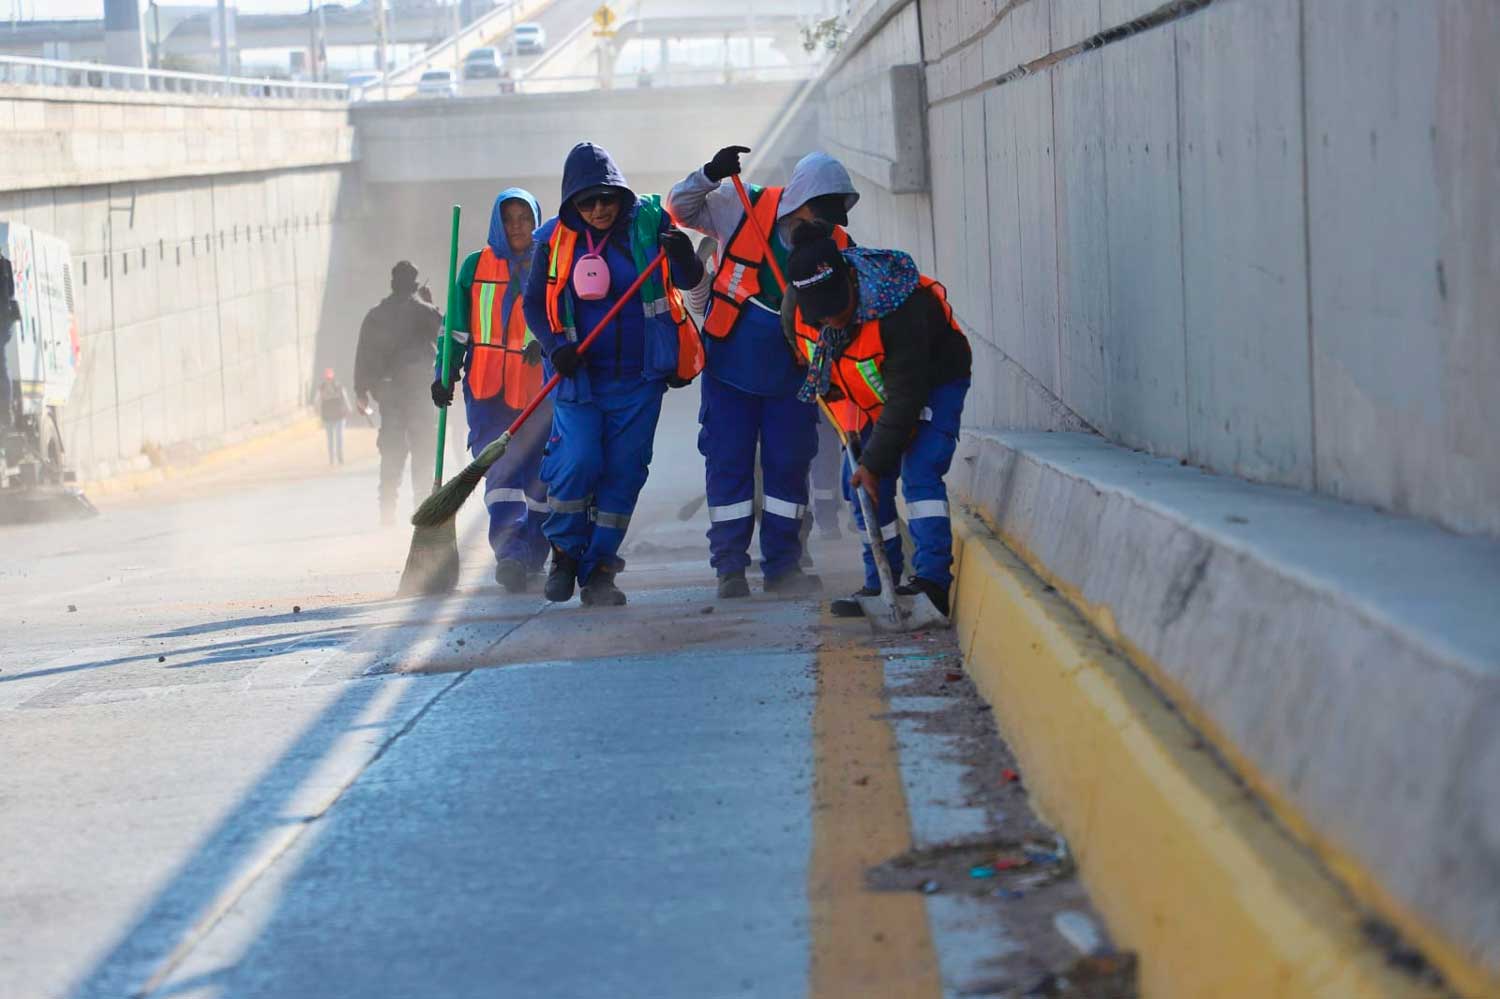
[522,142,705,607]
[432,188,551,592]
[666,147,858,599]
[785,222,972,619]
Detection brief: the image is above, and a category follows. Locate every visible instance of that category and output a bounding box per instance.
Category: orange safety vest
[703,185,850,339]
[793,275,963,434]
[467,248,542,408]
[543,217,704,382]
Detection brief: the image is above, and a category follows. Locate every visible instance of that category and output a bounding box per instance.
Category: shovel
[397,204,464,598]
[727,175,947,632]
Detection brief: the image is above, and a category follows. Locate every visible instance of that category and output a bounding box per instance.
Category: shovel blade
[397,518,460,597]
[855,591,950,634]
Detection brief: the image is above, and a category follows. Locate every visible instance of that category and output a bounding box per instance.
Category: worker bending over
[666,147,858,599]
[433,188,550,592]
[785,222,972,618]
[522,142,704,606]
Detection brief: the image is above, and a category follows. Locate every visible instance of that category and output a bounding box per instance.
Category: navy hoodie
[523,143,703,400]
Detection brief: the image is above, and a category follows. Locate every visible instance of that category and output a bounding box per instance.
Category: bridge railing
[352,64,815,102]
[0,54,349,102]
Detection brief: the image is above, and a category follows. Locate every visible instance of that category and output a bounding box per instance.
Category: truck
[0,221,94,522]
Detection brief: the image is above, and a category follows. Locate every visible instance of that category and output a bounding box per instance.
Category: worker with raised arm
[784,222,972,619]
[666,147,859,600]
[431,188,551,592]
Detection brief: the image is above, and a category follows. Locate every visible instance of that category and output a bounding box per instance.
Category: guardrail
[0,54,349,101]
[354,63,814,102]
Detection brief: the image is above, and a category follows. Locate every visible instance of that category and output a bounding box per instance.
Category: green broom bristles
[409,431,512,528]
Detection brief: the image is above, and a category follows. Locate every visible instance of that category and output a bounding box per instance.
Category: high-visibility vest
[793,275,963,434]
[543,197,704,382]
[703,185,850,339]
[467,248,541,408]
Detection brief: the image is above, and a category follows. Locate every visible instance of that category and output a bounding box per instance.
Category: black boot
[544,548,579,603]
[830,586,879,618]
[897,577,951,618]
[494,557,527,594]
[764,568,823,596]
[580,564,627,607]
[717,570,750,599]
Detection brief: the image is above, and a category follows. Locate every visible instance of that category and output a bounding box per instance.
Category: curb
[950,510,1441,999]
[80,414,323,501]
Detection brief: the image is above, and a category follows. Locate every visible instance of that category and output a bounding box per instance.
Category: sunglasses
[573,193,618,211]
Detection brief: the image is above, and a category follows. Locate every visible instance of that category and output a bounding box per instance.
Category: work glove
[703,145,751,182]
[522,339,543,366]
[430,378,453,408]
[659,227,697,276]
[550,343,581,377]
[666,375,692,389]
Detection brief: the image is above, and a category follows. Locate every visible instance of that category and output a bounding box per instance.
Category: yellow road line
[808,616,943,998]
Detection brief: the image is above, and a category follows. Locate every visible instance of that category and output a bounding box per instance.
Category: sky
[21,0,367,18]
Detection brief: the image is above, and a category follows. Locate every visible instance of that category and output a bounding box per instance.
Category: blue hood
[487,187,542,258]
[558,142,636,231]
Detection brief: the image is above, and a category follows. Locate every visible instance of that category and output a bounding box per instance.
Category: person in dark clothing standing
[0,254,16,429]
[784,222,972,618]
[354,260,443,525]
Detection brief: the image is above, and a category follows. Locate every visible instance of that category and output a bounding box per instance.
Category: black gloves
[522,339,543,365]
[550,343,581,377]
[659,227,697,276]
[430,378,453,408]
[703,145,751,183]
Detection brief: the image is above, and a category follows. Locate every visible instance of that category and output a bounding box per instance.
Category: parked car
[462,47,504,80]
[512,23,546,54]
[416,68,458,97]
[344,70,380,99]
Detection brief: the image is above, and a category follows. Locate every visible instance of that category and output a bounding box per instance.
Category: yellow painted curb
[950,511,1441,999]
[80,414,322,501]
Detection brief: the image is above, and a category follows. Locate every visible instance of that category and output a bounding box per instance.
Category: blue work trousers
[846,379,970,592]
[698,372,820,581]
[541,374,666,583]
[472,397,551,572]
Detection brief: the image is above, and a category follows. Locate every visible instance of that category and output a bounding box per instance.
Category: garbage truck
[0,221,95,522]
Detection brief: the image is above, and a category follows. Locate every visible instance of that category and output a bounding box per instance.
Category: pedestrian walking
[522,142,705,606]
[432,188,551,592]
[354,260,443,525]
[666,147,858,599]
[785,222,972,618]
[312,367,352,464]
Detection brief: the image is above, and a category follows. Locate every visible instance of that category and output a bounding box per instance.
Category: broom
[410,249,669,530]
[397,205,465,597]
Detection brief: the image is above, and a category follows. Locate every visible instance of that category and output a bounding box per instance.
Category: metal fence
[0,54,349,102]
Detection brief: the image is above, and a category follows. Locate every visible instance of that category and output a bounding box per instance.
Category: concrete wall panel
[1305,0,1500,535]
[1100,29,1187,455]
[1176,0,1313,487]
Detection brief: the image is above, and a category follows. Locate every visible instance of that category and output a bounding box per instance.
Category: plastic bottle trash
[1002,768,1021,783]
[920,879,940,895]
[1053,910,1107,956]
[969,865,996,879]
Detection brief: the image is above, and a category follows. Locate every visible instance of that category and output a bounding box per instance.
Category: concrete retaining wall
[769,0,1500,539]
[767,0,1500,990]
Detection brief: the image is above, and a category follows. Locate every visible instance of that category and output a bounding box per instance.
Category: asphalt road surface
[0,387,1117,998]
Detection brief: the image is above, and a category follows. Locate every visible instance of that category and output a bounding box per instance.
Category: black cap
[391,260,419,293]
[786,222,851,324]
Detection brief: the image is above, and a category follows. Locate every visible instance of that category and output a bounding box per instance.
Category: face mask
[573,228,611,301]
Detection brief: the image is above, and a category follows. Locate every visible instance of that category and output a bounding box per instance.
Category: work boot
[717,570,750,599]
[764,568,823,596]
[579,566,627,607]
[544,548,579,603]
[898,577,951,618]
[494,557,527,594]
[830,586,879,618]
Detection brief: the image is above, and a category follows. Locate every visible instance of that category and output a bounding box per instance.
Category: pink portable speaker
[573,229,612,301]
